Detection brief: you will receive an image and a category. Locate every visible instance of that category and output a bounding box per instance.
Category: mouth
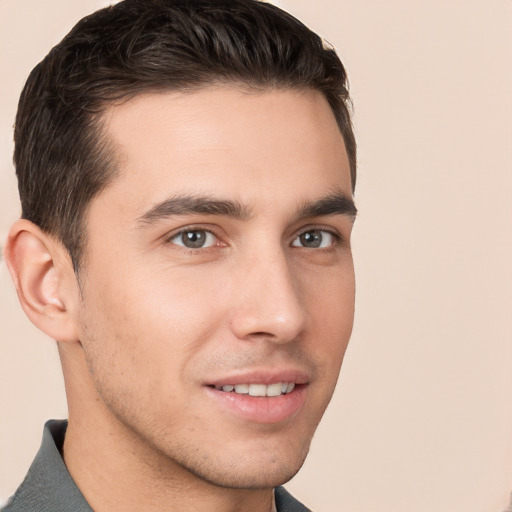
[204,372,309,424]
[210,382,296,397]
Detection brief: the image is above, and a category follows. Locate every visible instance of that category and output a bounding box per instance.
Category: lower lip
[204,385,307,424]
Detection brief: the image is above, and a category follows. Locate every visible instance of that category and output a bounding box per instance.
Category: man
[3,0,357,510]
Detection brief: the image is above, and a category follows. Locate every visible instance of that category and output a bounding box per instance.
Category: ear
[4,219,80,343]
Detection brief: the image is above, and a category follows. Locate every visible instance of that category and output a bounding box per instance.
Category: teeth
[234,384,249,394]
[266,383,283,397]
[248,384,267,397]
[215,382,297,397]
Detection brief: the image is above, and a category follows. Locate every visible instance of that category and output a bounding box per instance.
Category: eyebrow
[297,193,357,221]
[136,191,357,227]
[137,195,253,226]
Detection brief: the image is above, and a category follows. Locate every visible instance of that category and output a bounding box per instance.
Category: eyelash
[163,225,342,252]
[294,227,342,248]
[164,225,223,252]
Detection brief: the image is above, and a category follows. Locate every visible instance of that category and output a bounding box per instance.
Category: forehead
[95,87,351,217]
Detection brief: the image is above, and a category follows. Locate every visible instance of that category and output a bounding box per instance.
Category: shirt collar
[6,420,291,512]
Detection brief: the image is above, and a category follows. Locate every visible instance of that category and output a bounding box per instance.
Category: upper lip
[205,368,310,387]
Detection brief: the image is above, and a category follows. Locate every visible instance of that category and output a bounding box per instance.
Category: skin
[6,87,355,512]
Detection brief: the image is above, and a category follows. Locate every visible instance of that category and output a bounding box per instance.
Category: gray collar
[2,420,92,511]
[3,420,309,512]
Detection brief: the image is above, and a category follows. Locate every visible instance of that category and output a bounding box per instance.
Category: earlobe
[5,219,79,343]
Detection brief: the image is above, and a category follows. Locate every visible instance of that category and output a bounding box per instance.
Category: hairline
[74,81,355,277]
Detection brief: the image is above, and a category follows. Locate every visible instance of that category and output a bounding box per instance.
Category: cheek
[77,276,207,429]
[303,266,355,370]
[78,260,223,380]
[306,262,355,326]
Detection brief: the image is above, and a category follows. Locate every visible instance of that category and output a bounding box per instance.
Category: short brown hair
[14,0,356,271]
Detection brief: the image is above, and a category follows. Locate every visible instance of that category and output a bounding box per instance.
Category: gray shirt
[2,420,311,512]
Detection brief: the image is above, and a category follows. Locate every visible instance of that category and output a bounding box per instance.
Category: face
[74,87,356,489]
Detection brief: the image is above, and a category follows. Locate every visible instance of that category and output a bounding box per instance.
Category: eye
[169,229,217,249]
[291,229,336,248]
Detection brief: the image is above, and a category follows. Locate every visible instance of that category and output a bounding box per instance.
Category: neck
[59,347,275,512]
[63,411,275,512]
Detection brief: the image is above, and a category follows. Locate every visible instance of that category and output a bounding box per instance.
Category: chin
[182,449,310,490]
[181,426,314,489]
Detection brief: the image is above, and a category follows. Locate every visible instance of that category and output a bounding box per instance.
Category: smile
[206,383,306,424]
[213,382,296,397]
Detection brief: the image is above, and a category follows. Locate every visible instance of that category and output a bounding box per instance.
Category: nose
[229,250,307,344]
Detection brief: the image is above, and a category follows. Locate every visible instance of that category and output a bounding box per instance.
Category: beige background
[1,1,511,510]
